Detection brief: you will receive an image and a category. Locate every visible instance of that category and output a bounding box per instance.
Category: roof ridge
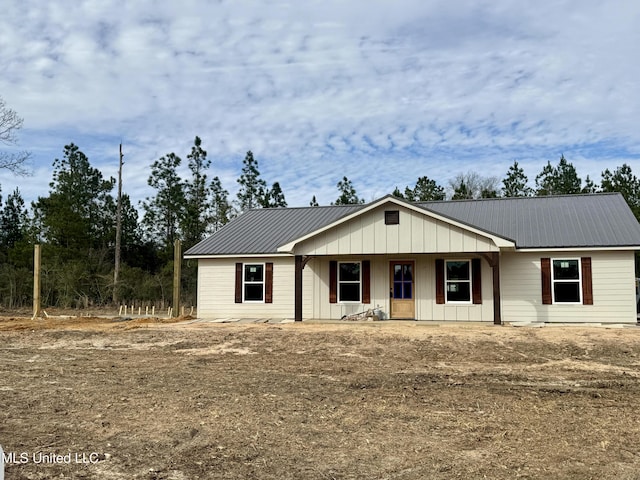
[247,193,622,212]
[248,203,366,212]
[417,192,620,205]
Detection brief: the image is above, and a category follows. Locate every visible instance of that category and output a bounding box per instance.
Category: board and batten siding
[305,255,494,321]
[428,255,494,322]
[197,257,305,319]
[294,205,498,256]
[501,250,637,323]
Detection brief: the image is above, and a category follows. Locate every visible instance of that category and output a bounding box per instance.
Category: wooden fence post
[32,244,42,319]
[173,239,181,317]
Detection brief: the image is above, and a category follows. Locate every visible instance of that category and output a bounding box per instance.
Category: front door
[390,261,415,319]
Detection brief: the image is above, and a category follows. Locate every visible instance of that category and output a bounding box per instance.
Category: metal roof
[185,204,363,255]
[184,193,640,256]
[418,193,640,249]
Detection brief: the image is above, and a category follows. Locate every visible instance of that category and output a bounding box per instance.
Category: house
[184,193,640,324]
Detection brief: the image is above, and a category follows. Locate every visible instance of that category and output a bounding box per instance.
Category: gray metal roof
[185,193,640,256]
[418,193,640,249]
[185,204,363,255]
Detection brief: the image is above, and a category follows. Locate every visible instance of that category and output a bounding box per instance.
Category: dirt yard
[1,316,640,479]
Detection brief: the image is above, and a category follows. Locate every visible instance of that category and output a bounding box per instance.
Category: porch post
[491,252,502,325]
[294,255,303,321]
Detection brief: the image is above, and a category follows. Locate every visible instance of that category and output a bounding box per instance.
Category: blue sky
[1,0,639,208]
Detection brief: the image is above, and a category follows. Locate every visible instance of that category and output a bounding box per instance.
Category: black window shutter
[472,258,482,304]
[435,259,445,304]
[329,261,337,303]
[265,263,273,303]
[541,258,552,305]
[581,257,593,305]
[235,263,243,303]
[362,260,371,304]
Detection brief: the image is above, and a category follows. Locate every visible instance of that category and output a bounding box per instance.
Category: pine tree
[182,136,212,248]
[407,176,446,201]
[141,152,186,252]
[237,151,267,211]
[601,164,640,220]
[264,182,287,207]
[333,176,364,205]
[391,187,404,199]
[33,143,115,250]
[451,181,472,200]
[535,155,582,196]
[31,144,117,307]
[210,176,231,231]
[502,161,533,197]
[0,188,28,249]
[581,175,598,194]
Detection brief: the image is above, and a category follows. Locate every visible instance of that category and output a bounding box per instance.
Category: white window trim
[551,258,582,305]
[338,261,361,303]
[445,259,472,304]
[243,262,265,303]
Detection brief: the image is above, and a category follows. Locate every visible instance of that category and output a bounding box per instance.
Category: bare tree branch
[0,151,32,176]
[0,96,31,176]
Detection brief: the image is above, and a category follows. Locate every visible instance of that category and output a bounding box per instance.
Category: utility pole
[113,143,124,305]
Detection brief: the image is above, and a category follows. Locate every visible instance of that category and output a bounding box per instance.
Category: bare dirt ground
[2,315,640,479]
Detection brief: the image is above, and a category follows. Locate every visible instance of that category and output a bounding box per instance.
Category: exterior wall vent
[385,210,400,225]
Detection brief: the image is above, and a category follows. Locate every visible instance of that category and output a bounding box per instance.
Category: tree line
[0,138,292,309]
[389,155,640,220]
[2,97,640,310]
[2,142,639,310]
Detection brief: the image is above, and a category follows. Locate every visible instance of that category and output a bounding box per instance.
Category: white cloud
[0,0,639,209]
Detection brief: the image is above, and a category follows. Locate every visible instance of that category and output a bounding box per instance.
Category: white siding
[296,205,498,256]
[423,256,494,322]
[302,261,314,319]
[197,257,296,318]
[196,250,637,323]
[307,255,494,322]
[501,250,637,323]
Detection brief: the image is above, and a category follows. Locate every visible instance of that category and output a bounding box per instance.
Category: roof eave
[184,252,292,259]
[516,245,640,252]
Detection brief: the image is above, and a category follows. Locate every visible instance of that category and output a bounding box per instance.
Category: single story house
[184,193,640,324]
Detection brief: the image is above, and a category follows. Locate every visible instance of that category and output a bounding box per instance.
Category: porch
[294,253,502,324]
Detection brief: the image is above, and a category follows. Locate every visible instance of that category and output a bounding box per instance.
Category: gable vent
[385,210,400,225]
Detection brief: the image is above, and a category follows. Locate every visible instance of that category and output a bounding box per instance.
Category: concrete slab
[174,317,640,328]
[510,322,545,328]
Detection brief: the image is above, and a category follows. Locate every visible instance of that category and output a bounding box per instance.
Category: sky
[1,0,640,209]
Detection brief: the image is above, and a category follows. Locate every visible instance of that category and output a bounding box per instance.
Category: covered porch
[293,252,503,324]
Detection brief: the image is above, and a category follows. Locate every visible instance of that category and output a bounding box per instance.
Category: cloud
[0,0,639,208]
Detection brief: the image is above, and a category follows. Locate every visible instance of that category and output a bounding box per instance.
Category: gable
[286,203,504,255]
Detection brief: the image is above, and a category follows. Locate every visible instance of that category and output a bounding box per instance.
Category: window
[552,259,581,303]
[243,264,264,302]
[393,263,413,299]
[329,260,370,304]
[385,210,400,225]
[338,262,361,302]
[446,260,471,303]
